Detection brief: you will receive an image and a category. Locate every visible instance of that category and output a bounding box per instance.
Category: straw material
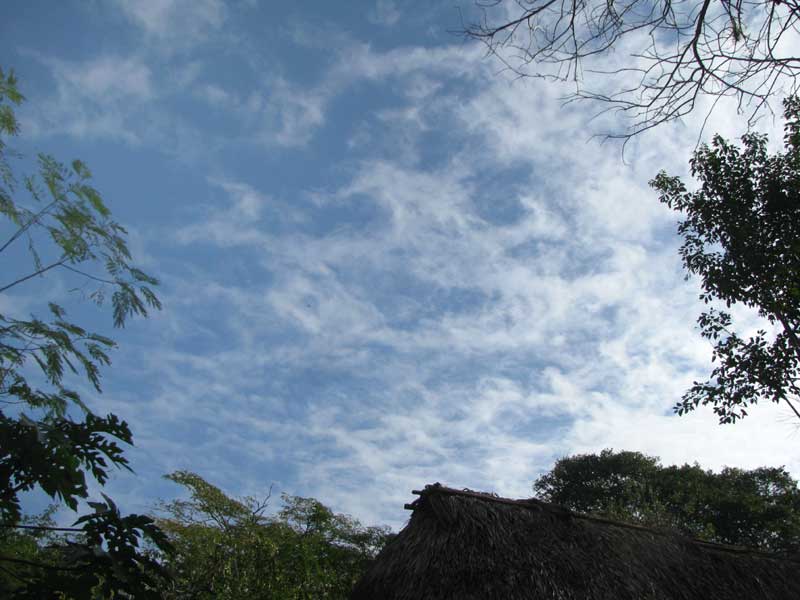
[351,483,800,599]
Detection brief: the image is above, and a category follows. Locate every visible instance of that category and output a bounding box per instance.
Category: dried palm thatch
[351,483,800,600]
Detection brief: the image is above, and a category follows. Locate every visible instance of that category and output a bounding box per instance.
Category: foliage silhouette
[651,96,800,424]
[0,67,170,598]
[535,449,800,552]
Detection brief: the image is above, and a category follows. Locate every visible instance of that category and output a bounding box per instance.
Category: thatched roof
[351,483,800,600]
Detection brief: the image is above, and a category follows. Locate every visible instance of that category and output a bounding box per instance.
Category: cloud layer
[5,1,799,529]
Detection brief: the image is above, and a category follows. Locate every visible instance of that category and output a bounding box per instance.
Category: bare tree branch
[462,0,800,138]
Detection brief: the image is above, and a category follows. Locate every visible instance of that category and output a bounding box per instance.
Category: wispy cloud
[21,54,155,143]
[115,0,226,46]
[187,40,486,148]
[11,4,799,530]
[147,54,798,525]
[368,0,402,27]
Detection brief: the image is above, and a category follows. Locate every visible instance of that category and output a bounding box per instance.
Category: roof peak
[405,482,552,511]
[403,482,800,561]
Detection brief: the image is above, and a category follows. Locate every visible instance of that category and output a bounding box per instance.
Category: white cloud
[189,75,328,147]
[22,54,155,143]
[209,179,268,220]
[198,83,234,108]
[59,56,153,101]
[115,0,226,45]
[25,13,795,530]
[151,102,768,527]
[186,41,486,148]
[332,42,485,83]
[267,80,328,147]
[368,0,402,27]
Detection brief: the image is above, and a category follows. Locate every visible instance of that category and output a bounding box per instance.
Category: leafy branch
[0,66,171,597]
[651,95,800,424]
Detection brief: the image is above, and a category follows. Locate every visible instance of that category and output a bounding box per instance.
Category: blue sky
[3,0,799,530]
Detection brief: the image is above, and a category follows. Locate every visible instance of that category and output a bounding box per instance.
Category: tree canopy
[155,471,393,600]
[463,0,800,138]
[651,95,800,424]
[0,67,169,598]
[534,449,800,552]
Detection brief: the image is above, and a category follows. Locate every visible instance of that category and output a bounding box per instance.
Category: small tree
[651,96,800,424]
[0,67,170,597]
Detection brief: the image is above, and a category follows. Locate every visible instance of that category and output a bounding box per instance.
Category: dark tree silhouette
[535,449,800,552]
[0,67,169,598]
[651,96,800,424]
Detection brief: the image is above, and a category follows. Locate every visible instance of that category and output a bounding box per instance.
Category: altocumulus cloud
[4,1,799,529]
[145,42,800,525]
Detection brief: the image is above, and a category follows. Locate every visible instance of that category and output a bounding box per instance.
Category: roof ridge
[404,483,800,562]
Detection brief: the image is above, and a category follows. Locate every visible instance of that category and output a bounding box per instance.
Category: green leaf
[0,66,168,595]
